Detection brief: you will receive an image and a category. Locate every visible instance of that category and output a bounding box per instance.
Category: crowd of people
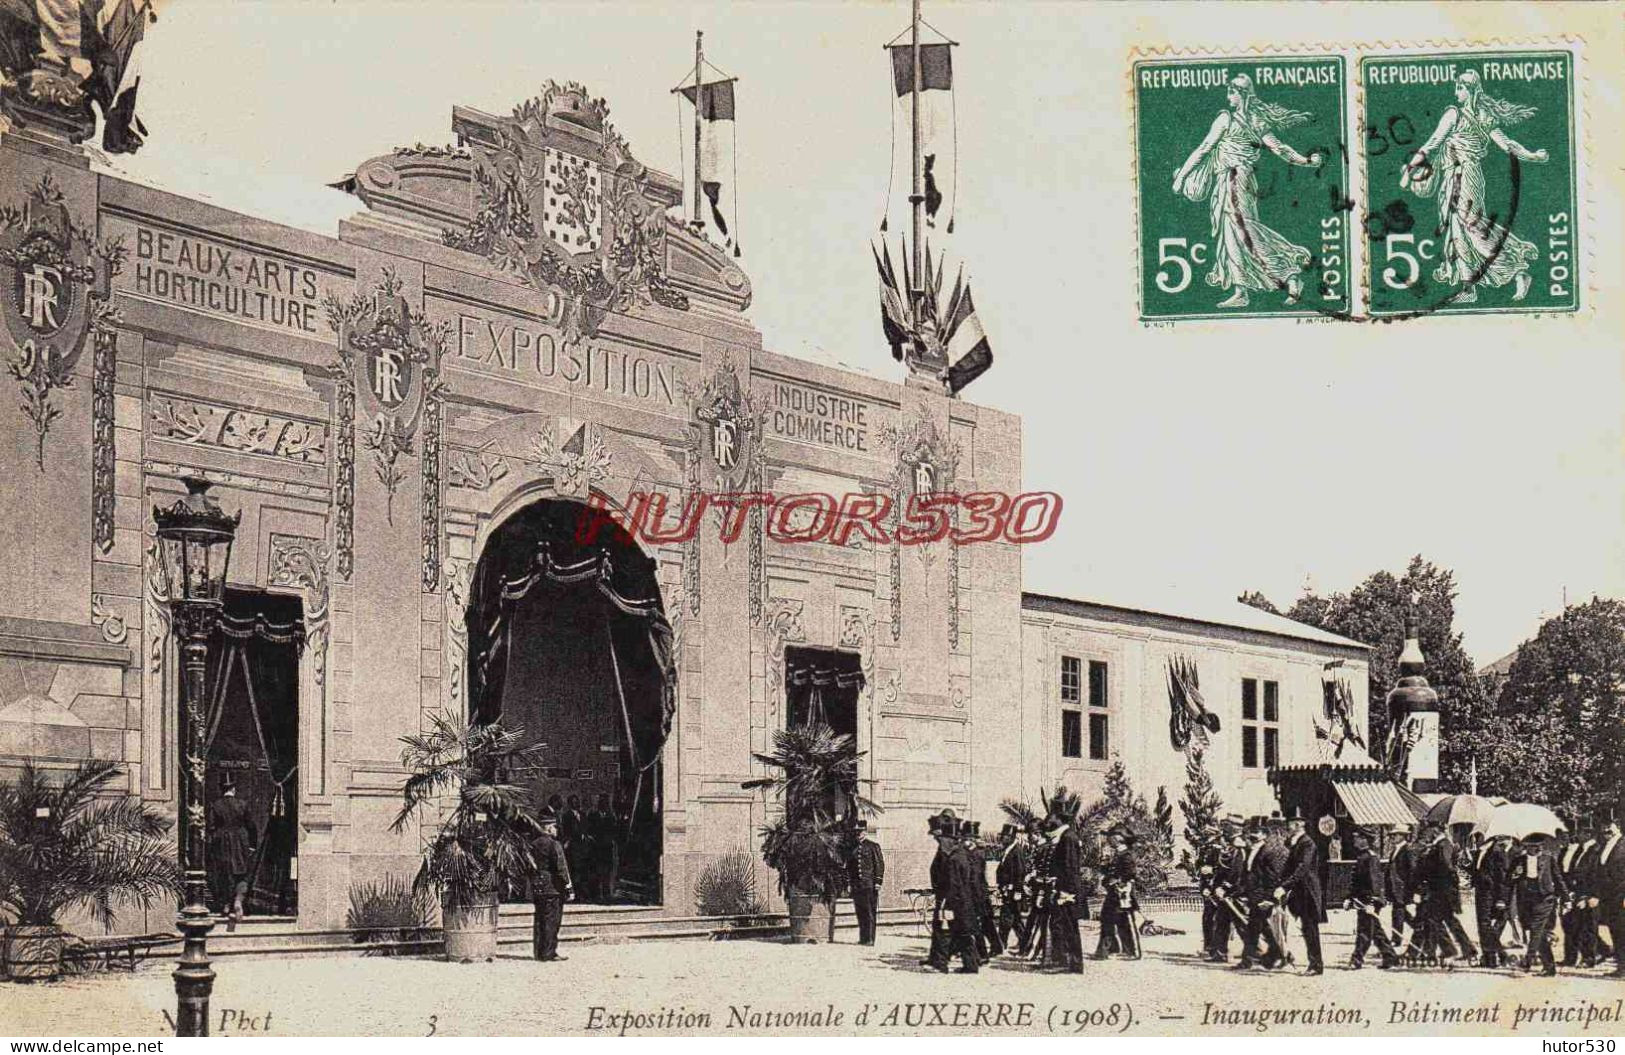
[873,803,1624,978]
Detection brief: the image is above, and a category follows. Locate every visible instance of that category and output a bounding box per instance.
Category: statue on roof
[1,0,155,153]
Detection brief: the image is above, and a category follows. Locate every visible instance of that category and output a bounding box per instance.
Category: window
[1060,655,1081,703]
[1061,709,1082,758]
[1241,677,1281,770]
[1088,661,1109,760]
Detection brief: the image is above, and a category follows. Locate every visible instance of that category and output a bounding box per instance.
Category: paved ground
[6,911,1623,1037]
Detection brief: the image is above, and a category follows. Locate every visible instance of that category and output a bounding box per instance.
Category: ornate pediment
[341,81,752,334]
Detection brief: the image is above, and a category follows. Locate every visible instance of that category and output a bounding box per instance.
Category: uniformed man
[923,811,955,969]
[1094,826,1140,959]
[1279,810,1326,975]
[996,823,1033,952]
[1233,816,1288,971]
[1195,823,1225,960]
[1345,825,1398,969]
[846,817,885,946]
[1415,824,1477,966]
[1472,832,1514,967]
[1208,814,1248,962]
[529,806,574,962]
[1592,808,1624,977]
[1045,811,1085,973]
[1023,821,1054,961]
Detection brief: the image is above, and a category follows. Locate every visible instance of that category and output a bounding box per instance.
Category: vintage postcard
[1,0,1622,1045]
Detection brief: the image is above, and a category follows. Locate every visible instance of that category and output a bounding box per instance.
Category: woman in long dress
[1401,70,1548,304]
[1172,74,1325,308]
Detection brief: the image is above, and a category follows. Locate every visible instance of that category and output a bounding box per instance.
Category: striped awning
[1333,779,1419,828]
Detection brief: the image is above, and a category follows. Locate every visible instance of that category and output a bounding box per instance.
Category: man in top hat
[1385,821,1419,952]
[938,818,984,973]
[1345,825,1399,969]
[1562,818,1602,967]
[529,806,574,962]
[996,822,1033,953]
[1414,823,1477,965]
[845,817,885,946]
[1472,831,1515,967]
[964,821,1002,958]
[923,811,955,969]
[1516,832,1562,975]
[1094,825,1141,960]
[1045,810,1085,973]
[1234,814,1288,970]
[1593,807,1624,976]
[1279,810,1326,974]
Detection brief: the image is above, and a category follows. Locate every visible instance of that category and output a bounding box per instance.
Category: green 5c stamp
[1361,48,1579,316]
[1135,55,1351,321]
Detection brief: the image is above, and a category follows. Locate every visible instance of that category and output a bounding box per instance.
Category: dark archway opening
[203,588,302,918]
[466,498,674,906]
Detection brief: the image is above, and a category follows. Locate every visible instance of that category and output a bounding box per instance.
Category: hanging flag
[883,42,956,231]
[941,270,993,395]
[678,78,739,254]
[872,242,910,361]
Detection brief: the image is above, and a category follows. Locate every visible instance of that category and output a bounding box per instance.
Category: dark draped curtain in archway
[466,500,676,792]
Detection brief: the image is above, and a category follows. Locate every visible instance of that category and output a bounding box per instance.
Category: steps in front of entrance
[200,901,920,959]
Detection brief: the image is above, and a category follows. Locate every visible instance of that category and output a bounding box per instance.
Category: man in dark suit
[923,811,954,969]
[995,823,1032,952]
[846,818,885,946]
[1046,812,1085,973]
[1517,833,1563,975]
[1593,808,1624,977]
[1415,825,1477,965]
[529,807,574,962]
[941,819,984,973]
[1279,812,1326,974]
[1346,826,1398,969]
[1233,817,1288,971]
[968,821,1003,958]
[1386,824,1418,952]
[1094,826,1140,959]
[1472,832,1514,967]
[1565,820,1602,967]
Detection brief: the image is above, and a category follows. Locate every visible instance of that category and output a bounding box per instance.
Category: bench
[62,932,182,973]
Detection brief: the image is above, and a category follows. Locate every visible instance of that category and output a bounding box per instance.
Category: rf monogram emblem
[712,417,738,471]
[19,263,66,334]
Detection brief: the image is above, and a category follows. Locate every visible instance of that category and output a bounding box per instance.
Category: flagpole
[909,0,924,328]
[693,31,704,228]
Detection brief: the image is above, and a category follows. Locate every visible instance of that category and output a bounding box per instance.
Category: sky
[102,0,1623,665]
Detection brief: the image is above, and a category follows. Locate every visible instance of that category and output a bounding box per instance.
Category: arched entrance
[464,497,674,905]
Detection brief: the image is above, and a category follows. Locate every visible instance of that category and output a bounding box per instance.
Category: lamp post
[153,477,240,1037]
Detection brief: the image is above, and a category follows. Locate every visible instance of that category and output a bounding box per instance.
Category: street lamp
[153,477,240,1037]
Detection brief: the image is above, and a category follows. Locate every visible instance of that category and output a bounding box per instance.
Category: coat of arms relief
[443,81,690,347]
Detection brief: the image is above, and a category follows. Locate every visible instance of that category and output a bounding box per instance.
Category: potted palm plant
[0,760,181,981]
[391,712,544,963]
[742,723,878,943]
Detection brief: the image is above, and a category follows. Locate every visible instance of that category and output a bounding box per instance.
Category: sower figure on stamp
[1170,73,1324,309]
[1594,808,1625,977]
[529,806,574,962]
[846,817,884,946]
[1400,71,1548,305]
[1233,816,1287,971]
[1517,833,1562,976]
[1473,832,1514,967]
[1279,811,1325,975]
[1044,810,1085,973]
[1345,826,1398,970]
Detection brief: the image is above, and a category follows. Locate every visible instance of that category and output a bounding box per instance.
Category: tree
[1284,555,1489,791]
[1081,759,1174,894]
[1178,747,1224,852]
[1487,598,1625,813]
[1237,590,1281,615]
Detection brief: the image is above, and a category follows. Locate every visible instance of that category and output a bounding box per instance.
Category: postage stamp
[1134,54,1352,321]
[1360,48,1579,317]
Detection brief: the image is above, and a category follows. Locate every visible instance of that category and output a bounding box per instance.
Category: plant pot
[5,925,64,982]
[785,892,833,944]
[441,891,499,963]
